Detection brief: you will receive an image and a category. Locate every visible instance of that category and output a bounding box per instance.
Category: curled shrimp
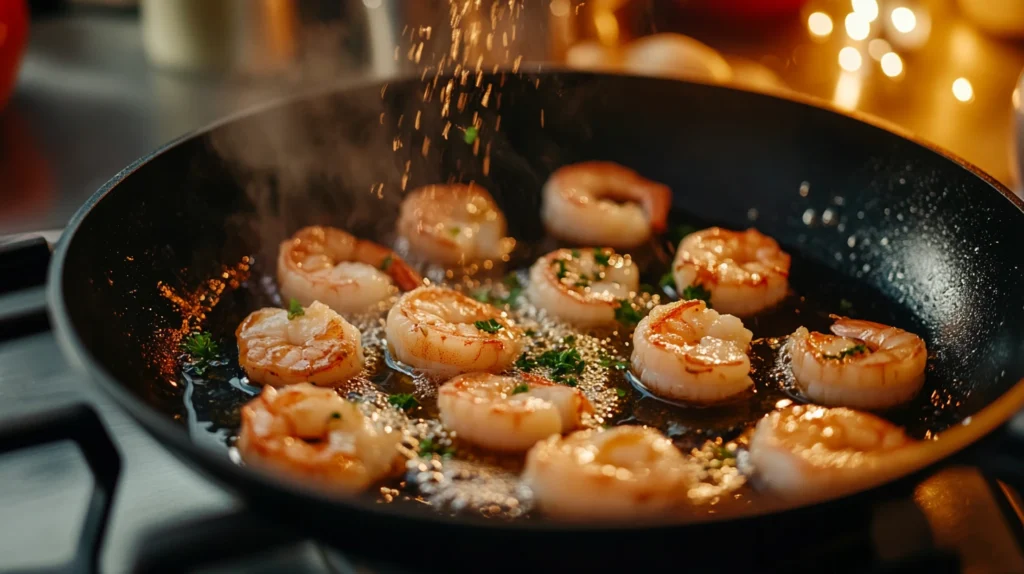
[236,301,364,387]
[397,183,514,265]
[385,286,524,378]
[526,247,639,327]
[278,226,422,314]
[238,383,402,494]
[788,318,927,410]
[541,162,671,248]
[631,299,753,403]
[437,372,593,452]
[523,426,697,520]
[672,227,790,316]
[748,404,913,500]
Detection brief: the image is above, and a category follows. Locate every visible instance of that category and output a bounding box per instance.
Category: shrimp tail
[387,259,424,291]
[353,240,423,291]
[644,183,672,233]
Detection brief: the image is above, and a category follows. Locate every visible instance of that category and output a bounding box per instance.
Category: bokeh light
[891,7,917,33]
[839,47,863,71]
[852,0,879,22]
[880,52,903,77]
[808,12,834,37]
[845,13,870,40]
[868,38,891,60]
[952,77,974,102]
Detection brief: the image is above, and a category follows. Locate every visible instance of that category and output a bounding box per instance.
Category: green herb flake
[449,226,461,237]
[463,125,478,144]
[555,259,568,280]
[330,412,342,419]
[472,289,492,303]
[380,254,393,271]
[598,354,629,371]
[562,335,577,345]
[524,329,537,337]
[614,300,642,326]
[640,283,656,294]
[593,249,611,266]
[659,272,676,291]
[182,331,220,375]
[823,343,869,361]
[714,445,737,459]
[418,437,455,458]
[564,377,578,387]
[681,284,712,307]
[511,383,530,395]
[570,249,581,258]
[669,224,699,244]
[474,318,504,333]
[387,393,419,411]
[515,354,537,371]
[615,388,627,398]
[287,298,305,320]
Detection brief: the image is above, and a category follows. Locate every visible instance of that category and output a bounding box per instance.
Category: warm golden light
[868,38,891,60]
[845,13,870,40]
[952,77,974,102]
[880,52,903,77]
[891,7,917,33]
[852,0,879,22]
[549,0,569,17]
[808,12,834,37]
[833,72,862,109]
[839,46,863,71]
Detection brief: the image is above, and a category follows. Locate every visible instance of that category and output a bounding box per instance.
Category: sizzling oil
[178,224,955,521]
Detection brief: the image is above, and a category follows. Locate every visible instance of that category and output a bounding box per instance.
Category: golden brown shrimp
[748,404,913,500]
[672,227,791,317]
[788,318,927,410]
[437,372,593,452]
[526,247,639,327]
[541,162,671,248]
[631,299,753,402]
[237,383,402,494]
[397,183,514,265]
[384,286,524,378]
[278,226,422,314]
[236,301,364,387]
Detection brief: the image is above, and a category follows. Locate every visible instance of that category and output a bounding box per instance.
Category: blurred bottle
[0,0,28,110]
[141,0,298,76]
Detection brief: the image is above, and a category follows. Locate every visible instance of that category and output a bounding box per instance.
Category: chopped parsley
[471,273,523,307]
[639,283,656,294]
[511,383,530,395]
[615,388,627,398]
[449,226,462,237]
[515,354,537,371]
[563,377,578,387]
[659,272,676,291]
[524,329,537,337]
[681,284,712,307]
[330,412,342,419]
[517,344,586,386]
[714,445,737,459]
[614,300,642,326]
[669,224,699,244]
[287,298,305,319]
[562,335,577,345]
[593,249,610,266]
[598,354,629,371]
[570,249,581,258]
[418,437,455,458]
[380,254,393,271]
[474,318,503,333]
[555,259,568,280]
[823,343,868,361]
[182,331,219,375]
[387,393,419,411]
[463,125,478,144]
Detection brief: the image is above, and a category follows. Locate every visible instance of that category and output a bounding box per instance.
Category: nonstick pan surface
[47,71,1024,564]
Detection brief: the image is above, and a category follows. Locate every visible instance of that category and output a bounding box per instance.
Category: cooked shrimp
[526,247,639,327]
[236,301,365,387]
[238,383,402,494]
[523,426,697,520]
[631,300,753,402]
[437,372,593,452]
[672,227,790,317]
[748,404,913,500]
[278,226,422,314]
[397,184,514,265]
[788,319,927,410]
[385,286,524,377]
[541,162,671,248]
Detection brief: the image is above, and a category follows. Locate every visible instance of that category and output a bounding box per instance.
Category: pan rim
[46,69,1024,534]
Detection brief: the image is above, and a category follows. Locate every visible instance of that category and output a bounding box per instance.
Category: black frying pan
[44,72,1024,571]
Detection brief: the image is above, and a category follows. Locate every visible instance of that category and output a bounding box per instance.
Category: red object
[688,0,808,19]
[0,0,29,109]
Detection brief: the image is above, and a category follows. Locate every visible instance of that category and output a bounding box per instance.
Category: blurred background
[3,0,1024,236]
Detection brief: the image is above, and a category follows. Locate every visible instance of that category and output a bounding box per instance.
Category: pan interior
[58,72,1024,522]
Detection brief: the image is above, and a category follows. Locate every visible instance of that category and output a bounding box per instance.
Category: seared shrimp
[278,226,422,314]
[385,286,524,377]
[526,248,639,327]
[541,162,671,248]
[523,426,697,520]
[789,319,927,410]
[437,372,593,452]
[397,184,514,265]
[672,227,790,316]
[238,383,402,494]
[631,300,753,402]
[236,301,364,387]
[748,404,913,500]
